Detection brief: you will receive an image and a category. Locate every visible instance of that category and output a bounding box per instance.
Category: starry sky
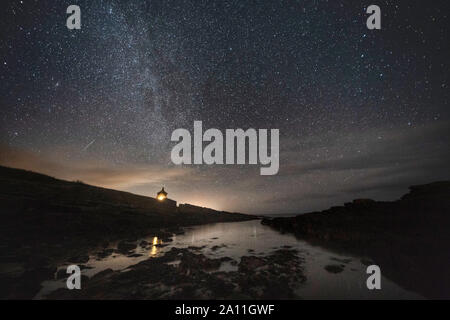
[0,0,449,214]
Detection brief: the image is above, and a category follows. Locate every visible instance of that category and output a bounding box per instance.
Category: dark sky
[0,0,449,214]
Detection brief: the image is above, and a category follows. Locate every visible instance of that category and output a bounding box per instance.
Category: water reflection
[36,220,423,300]
[150,236,162,256]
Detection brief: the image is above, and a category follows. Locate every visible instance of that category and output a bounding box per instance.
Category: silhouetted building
[156,187,168,201]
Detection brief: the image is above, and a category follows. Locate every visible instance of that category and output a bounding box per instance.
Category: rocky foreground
[262,181,450,299]
[47,247,305,299]
[0,166,255,299]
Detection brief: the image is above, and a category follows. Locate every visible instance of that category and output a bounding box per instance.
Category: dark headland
[262,181,450,299]
[0,165,255,299]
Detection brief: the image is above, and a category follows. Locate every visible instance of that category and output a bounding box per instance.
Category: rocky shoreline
[0,166,255,299]
[262,181,450,299]
[47,247,305,300]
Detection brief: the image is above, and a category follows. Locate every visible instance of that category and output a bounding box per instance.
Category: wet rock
[220,257,234,262]
[180,252,221,271]
[117,241,136,253]
[187,245,206,251]
[80,265,93,270]
[127,253,143,258]
[97,249,114,259]
[324,264,344,273]
[10,267,56,299]
[360,258,374,266]
[211,245,226,251]
[26,255,52,268]
[55,268,67,280]
[330,257,352,264]
[139,240,148,247]
[44,245,306,300]
[239,256,266,271]
[67,255,89,264]
[0,263,25,278]
[91,268,114,280]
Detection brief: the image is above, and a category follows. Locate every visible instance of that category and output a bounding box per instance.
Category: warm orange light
[150,237,161,256]
[157,194,166,201]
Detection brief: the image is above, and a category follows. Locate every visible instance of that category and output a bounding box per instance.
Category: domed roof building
[156,187,168,201]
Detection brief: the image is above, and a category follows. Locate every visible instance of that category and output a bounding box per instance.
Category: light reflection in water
[35,220,424,300]
[150,236,163,256]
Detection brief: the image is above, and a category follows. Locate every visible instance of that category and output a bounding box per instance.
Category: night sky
[1,0,449,214]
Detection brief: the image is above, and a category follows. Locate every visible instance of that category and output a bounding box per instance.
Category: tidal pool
[35,219,422,299]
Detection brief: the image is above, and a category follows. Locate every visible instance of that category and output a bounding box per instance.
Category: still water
[36,219,422,299]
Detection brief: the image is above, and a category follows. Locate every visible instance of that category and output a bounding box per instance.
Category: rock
[330,257,352,264]
[324,264,344,273]
[139,240,148,247]
[220,256,234,262]
[80,265,93,270]
[42,245,306,300]
[117,241,136,253]
[67,255,89,263]
[187,245,206,251]
[0,263,25,278]
[97,249,114,259]
[360,258,374,266]
[55,268,67,280]
[91,268,114,280]
[239,256,266,271]
[179,251,221,271]
[9,267,56,298]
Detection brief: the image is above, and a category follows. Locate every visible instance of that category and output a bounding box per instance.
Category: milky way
[1,0,449,214]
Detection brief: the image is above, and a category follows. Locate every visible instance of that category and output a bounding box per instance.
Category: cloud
[1,120,448,215]
[280,121,450,177]
[0,144,192,190]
